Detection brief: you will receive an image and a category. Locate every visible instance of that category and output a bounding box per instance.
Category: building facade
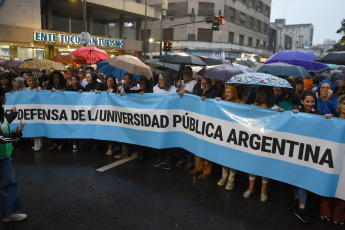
[0,0,161,60]
[269,19,296,53]
[144,0,273,61]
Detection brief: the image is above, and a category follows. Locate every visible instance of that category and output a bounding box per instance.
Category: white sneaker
[105,150,113,156]
[34,146,41,152]
[225,181,235,190]
[217,177,227,186]
[243,190,254,198]
[2,213,27,222]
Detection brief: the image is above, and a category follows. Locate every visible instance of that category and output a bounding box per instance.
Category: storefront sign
[33,31,124,48]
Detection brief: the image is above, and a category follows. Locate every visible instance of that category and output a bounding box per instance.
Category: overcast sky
[270,0,344,45]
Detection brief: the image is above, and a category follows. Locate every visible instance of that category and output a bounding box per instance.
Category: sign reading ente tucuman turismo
[33,31,124,48]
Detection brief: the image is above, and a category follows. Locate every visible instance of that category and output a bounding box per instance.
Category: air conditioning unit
[188,34,196,41]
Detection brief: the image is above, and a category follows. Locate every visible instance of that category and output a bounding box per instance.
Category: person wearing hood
[317,79,338,115]
[152,71,177,170]
[153,71,177,93]
[84,72,107,92]
[11,77,27,92]
[215,84,244,190]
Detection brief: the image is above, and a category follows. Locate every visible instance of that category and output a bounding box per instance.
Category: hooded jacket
[317,79,338,115]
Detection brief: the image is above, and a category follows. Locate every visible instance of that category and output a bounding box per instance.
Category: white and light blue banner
[4,91,345,200]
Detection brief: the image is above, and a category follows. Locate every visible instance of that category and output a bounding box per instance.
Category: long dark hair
[257,86,276,108]
[47,71,66,90]
[300,90,318,111]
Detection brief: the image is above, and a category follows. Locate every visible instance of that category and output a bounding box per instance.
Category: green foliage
[329,19,345,51]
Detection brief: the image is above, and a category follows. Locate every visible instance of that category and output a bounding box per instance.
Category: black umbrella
[159,53,206,66]
[197,64,243,81]
[199,55,231,65]
[144,59,180,72]
[315,51,345,65]
[253,62,311,78]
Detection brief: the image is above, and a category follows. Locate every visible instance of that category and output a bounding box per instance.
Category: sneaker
[184,163,193,171]
[243,190,254,198]
[72,146,78,152]
[115,153,128,159]
[225,181,235,190]
[217,177,227,186]
[31,146,35,150]
[189,169,202,175]
[294,208,310,224]
[50,143,57,150]
[105,150,113,156]
[152,159,165,167]
[162,162,171,170]
[198,173,210,180]
[175,160,185,167]
[320,216,331,221]
[334,220,344,225]
[2,213,27,222]
[260,193,267,202]
[57,144,63,150]
[34,146,41,152]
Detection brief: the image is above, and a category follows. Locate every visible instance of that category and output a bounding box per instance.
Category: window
[174,2,188,16]
[249,17,254,28]
[163,28,174,41]
[198,28,213,42]
[264,23,268,33]
[263,41,267,49]
[229,32,234,43]
[257,1,263,12]
[224,6,236,21]
[257,20,261,31]
[256,39,260,48]
[239,34,244,45]
[166,3,175,16]
[198,2,214,16]
[265,5,270,16]
[248,37,253,47]
[240,12,246,24]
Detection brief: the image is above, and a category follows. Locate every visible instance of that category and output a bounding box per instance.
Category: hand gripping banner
[4,90,345,200]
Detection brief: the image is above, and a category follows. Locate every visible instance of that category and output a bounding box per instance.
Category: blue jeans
[293,187,308,206]
[0,157,21,217]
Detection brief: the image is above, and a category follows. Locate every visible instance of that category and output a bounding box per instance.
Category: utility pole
[160,0,168,58]
[143,0,147,60]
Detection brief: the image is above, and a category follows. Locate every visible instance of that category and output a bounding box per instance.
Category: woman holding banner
[292,90,331,223]
[243,86,283,202]
[319,94,345,225]
[215,84,244,190]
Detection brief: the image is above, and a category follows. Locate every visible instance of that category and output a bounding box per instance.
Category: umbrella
[253,62,311,78]
[337,65,345,71]
[99,55,153,79]
[232,63,251,72]
[0,60,24,69]
[265,50,327,71]
[51,55,87,64]
[196,64,243,81]
[234,60,257,67]
[227,72,293,88]
[70,47,109,64]
[19,59,66,70]
[97,61,141,80]
[144,59,180,72]
[199,55,231,65]
[159,53,206,66]
[315,51,345,65]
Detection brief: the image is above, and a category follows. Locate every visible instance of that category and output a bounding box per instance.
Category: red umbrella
[70,47,109,64]
[51,55,87,64]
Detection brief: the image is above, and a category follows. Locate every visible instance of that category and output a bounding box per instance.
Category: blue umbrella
[96,61,141,80]
[253,62,311,78]
[265,50,327,71]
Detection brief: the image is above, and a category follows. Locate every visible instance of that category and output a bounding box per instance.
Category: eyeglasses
[320,87,331,91]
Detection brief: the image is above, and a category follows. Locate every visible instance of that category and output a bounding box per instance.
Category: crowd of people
[0,63,345,224]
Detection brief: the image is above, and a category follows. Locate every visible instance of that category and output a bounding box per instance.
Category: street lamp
[149,38,154,43]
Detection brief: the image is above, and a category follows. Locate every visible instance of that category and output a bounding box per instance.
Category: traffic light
[163,41,172,52]
[212,15,221,31]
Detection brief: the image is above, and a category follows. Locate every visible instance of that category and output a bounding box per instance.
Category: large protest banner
[4,90,345,200]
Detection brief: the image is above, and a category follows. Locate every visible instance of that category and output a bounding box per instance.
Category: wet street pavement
[1,139,343,230]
